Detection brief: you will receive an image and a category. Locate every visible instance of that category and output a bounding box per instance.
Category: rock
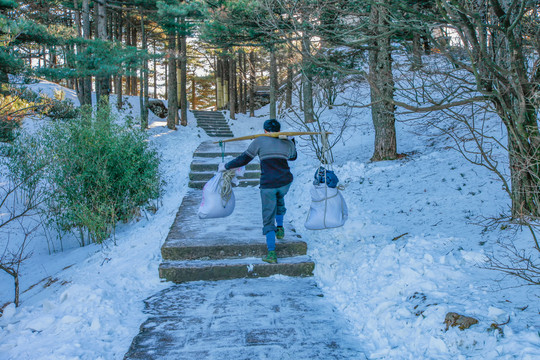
[148,99,168,118]
[444,312,478,330]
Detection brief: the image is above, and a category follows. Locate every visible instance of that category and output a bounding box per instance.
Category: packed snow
[0,78,539,359]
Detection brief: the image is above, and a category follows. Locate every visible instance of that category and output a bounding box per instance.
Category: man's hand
[278,134,288,140]
[218,163,227,172]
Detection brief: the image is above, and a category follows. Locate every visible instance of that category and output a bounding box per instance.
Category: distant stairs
[192,110,234,138]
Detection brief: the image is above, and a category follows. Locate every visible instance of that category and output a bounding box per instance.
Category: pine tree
[198,0,284,119]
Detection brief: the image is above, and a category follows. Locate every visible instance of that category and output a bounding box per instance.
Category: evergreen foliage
[0,85,80,141]
[198,0,270,47]
[0,92,28,141]
[7,104,163,244]
[157,0,201,36]
[0,86,48,141]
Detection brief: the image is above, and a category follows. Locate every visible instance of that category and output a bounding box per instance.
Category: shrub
[0,85,79,142]
[0,114,20,142]
[0,93,31,142]
[8,103,162,244]
[44,98,79,120]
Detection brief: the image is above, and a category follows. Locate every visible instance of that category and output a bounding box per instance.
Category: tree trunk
[216,56,222,110]
[492,42,540,217]
[164,56,168,99]
[176,37,181,112]
[412,32,423,69]
[73,1,82,94]
[167,32,178,130]
[229,55,236,120]
[422,36,431,55]
[285,45,293,109]
[130,27,138,96]
[238,51,245,114]
[78,0,92,106]
[269,48,277,119]
[507,135,538,217]
[140,12,149,129]
[153,40,157,99]
[50,46,57,68]
[191,74,196,110]
[223,56,229,111]
[14,271,19,307]
[302,33,315,123]
[249,51,255,117]
[179,19,188,126]
[369,3,397,161]
[96,0,109,106]
[140,66,145,128]
[116,13,123,109]
[126,21,132,94]
[242,51,247,114]
[243,52,248,114]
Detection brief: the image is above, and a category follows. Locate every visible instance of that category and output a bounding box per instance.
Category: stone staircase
[159,187,315,283]
[159,111,315,283]
[192,110,234,138]
[124,112,361,359]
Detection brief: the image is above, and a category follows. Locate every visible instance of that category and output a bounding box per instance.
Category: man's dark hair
[264,119,281,132]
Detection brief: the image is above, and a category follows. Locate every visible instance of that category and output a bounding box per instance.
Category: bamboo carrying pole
[213,131,332,143]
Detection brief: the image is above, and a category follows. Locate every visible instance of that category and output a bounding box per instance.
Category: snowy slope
[0,79,539,359]
[0,83,206,359]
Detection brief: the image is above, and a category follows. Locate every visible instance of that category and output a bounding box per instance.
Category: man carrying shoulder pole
[218,119,297,264]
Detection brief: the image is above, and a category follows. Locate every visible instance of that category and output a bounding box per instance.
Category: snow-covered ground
[1,79,539,359]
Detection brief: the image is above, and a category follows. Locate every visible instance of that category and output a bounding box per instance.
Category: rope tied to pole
[219,169,236,207]
[218,140,225,163]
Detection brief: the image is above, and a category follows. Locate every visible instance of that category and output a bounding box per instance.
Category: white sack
[198,172,235,219]
[304,184,348,230]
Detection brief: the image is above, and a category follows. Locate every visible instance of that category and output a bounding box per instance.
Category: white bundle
[198,172,235,219]
[304,184,348,230]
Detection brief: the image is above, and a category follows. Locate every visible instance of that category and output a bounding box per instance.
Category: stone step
[188,179,259,189]
[197,124,232,132]
[163,187,297,256]
[197,119,229,126]
[196,116,228,120]
[199,130,231,134]
[162,237,307,261]
[193,150,243,158]
[189,170,260,181]
[190,161,260,172]
[192,110,225,114]
[195,116,227,121]
[206,133,234,138]
[197,120,229,124]
[200,127,230,131]
[193,111,226,115]
[197,118,229,126]
[159,256,315,283]
[198,127,230,130]
[195,115,227,119]
[193,140,251,156]
[198,125,231,130]
[199,130,232,135]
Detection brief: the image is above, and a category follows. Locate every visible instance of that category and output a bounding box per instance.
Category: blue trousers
[260,183,291,235]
